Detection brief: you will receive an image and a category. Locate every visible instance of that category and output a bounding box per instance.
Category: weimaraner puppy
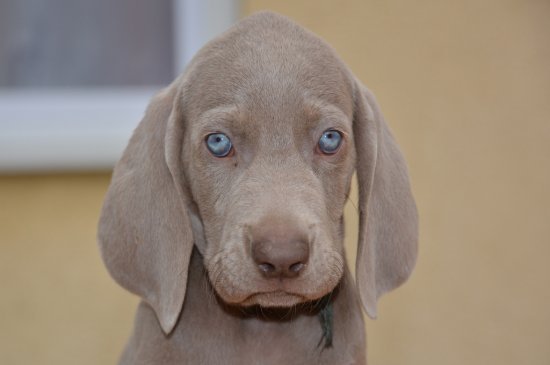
[98,11,417,365]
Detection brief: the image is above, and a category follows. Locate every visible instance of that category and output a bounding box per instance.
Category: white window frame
[0,0,240,173]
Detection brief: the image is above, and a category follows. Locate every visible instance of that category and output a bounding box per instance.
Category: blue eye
[318,130,342,154]
[206,133,232,157]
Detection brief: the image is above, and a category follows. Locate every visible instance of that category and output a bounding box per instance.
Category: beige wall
[1,1,549,364]
[0,174,136,364]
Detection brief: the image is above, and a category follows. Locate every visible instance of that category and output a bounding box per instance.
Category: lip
[240,290,307,308]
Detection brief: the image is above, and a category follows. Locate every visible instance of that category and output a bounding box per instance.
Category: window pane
[0,0,174,87]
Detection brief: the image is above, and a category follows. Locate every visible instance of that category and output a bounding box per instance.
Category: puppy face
[180,22,357,307]
[98,13,417,333]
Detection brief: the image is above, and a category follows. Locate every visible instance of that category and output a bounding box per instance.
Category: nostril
[289,262,305,273]
[258,262,276,274]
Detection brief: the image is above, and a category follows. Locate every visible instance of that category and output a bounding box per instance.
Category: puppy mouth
[210,268,345,309]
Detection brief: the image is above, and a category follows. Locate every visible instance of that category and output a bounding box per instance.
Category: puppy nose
[251,226,309,279]
[252,239,309,278]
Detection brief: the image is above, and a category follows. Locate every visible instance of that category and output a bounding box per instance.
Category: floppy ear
[98,84,193,334]
[353,83,418,319]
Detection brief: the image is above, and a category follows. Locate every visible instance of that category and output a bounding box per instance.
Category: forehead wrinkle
[194,105,249,136]
[302,99,353,133]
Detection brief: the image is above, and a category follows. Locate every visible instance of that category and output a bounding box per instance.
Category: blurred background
[1,0,549,364]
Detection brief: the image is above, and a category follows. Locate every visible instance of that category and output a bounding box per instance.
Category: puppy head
[178,14,357,308]
[98,12,417,333]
